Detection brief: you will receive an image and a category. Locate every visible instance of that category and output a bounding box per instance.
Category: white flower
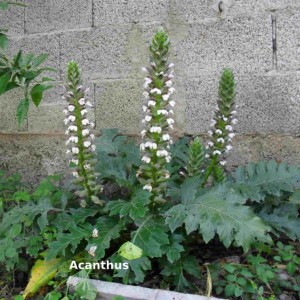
[92,228,99,238]
[82,119,89,125]
[168,63,174,68]
[231,110,237,115]
[90,122,95,128]
[215,129,222,135]
[157,150,169,157]
[141,129,147,138]
[145,142,157,149]
[68,115,76,122]
[69,125,78,132]
[84,141,91,148]
[231,118,238,125]
[72,171,79,178]
[84,164,91,169]
[144,77,152,85]
[78,98,85,105]
[210,119,217,127]
[82,129,90,136]
[143,184,152,192]
[220,161,227,166]
[208,141,214,147]
[63,109,68,115]
[150,88,161,95]
[81,109,88,116]
[208,130,213,137]
[169,87,175,94]
[90,134,95,140]
[142,156,151,163]
[150,62,156,68]
[88,246,97,257]
[72,147,79,154]
[164,172,170,179]
[145,115,152,122]
[148,100,156,107]
[66,149,71,154]
[168,74,174,79]
[65,139,70,146]
[140,143,145,151]
[225,125,233,131]
[157,109,168,115]
[213,150,222,156]
[69,136,78,143]
[65,130,70,135]
[223,116,228,122]
[228,133,235,139]
[91,144,96,152]
[86,101,93,107]
[169,109,174,115]
[68,105,75,112]
[165,80,172,87]
[142,105,148,112]
[143,91,149,99]
[162,134,170,141]
[205,154,210,158]
[67,91,74,97]
[71,159,79,165]
[64,118,69,125]
[167,118,175,125]
[141,67,148,73]
[165,156,171,163]
[226,145,233,151]
[150,126,162,133]
[169,100,175,107]
[217,138,225,144]
[162,94,170,101]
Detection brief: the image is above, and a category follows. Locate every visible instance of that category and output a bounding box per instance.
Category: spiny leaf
[187,137,204,177]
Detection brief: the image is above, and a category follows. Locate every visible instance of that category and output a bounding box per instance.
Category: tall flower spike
[202,68,236,186]
[63,61,103,206]
[138,28,175,206]
[186,137,204,177]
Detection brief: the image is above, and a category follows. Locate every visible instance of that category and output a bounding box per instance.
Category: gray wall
[0,0,300,184]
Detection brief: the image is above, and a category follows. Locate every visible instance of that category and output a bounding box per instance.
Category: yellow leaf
[23,257,64,299]
[118,242,143,260]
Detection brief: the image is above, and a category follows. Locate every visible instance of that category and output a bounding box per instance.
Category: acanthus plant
[202,68,237,186]
[138,27,175,206]
[63,61,103,207]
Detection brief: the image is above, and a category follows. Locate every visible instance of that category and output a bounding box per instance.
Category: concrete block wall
[0,0,300,183]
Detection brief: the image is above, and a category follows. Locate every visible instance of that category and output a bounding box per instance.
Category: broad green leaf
[23,257,65,298]
[30,84,52,107]
[0,32,8,49]
[131,216,169,258]
[16,97,29,126]
[161,234,185,263]
[32,53,48,68]
[165,188,272,252]
[105,189,150,219]
[0,71,11,95]
[118,242,143,260]
[75,279,97,300]
[86,216,126,260]
[161,256,201,291]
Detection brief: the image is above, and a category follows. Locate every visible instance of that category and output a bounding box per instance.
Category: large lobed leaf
[165,186,272,252]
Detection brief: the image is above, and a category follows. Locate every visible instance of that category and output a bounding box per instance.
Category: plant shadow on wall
[0,28,299,300]
[0,1,55,127]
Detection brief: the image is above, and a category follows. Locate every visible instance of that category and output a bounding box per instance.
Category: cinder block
[25,0,92,34]
[94,79,143,134]
[94,0,169,25]
[0,133,68,186]
[59,24,154,80]
[0,0,24,36]
[276,9,300,71]
[174,15,273,77]
[9,33,60,80]
[28,104,66,133]
[184,72,300,135]
[0,89,27,133]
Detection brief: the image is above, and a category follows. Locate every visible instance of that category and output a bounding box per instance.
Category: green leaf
[0,2,8,9]
[162,234,185,263]
[0,32,8,49]
[131,216,169,258]
[30,84,52,107]
[32,53,48,68]
[16,97,29,127]
[105,189,150,219]
[0,71,11,95]
[87,217,126,260]
[161,256,201,291]
[165,187,272,252]
[75,279,97,300]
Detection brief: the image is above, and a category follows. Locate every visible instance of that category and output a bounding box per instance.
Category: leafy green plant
[0,1,55,126]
